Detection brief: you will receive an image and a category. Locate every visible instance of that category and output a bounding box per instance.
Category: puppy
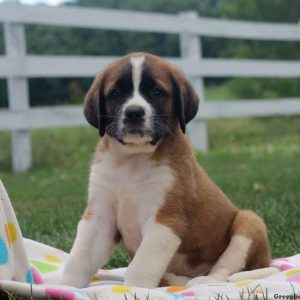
[60,52,271,288]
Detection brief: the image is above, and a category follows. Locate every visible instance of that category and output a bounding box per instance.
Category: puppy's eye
[151,87,162,95]
[111,88,122,96]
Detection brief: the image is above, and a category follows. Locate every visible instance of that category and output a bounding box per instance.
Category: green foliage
[217,39,300,60]
[227,78,300,100]
[72,0,220,16]
[29,77,92,106]
[205,82,235,100]
[220,0,300,22]
[26,25,180,57]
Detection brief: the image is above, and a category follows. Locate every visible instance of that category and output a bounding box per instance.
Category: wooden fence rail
[0,1,300,172]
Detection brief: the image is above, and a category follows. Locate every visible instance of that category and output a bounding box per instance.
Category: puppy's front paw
[187,275,226,287]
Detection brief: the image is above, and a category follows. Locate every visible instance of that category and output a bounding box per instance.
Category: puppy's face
[84,53,199,146]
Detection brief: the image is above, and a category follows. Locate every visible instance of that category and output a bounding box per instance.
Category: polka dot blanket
[1,180,300,300]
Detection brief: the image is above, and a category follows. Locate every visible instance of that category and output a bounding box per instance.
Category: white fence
[0,1,300,172]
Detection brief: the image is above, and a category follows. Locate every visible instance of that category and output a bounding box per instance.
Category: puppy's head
[84,52,199,146]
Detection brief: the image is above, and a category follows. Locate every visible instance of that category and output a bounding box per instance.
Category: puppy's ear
[83,72,106,136]
[172,70,200,133]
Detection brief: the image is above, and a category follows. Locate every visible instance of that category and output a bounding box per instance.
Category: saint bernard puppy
[60,52,271,288]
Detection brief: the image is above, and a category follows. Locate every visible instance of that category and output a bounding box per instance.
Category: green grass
[205,83,235,100]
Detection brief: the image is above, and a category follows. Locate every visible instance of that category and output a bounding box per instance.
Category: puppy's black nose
[125,105,145,120]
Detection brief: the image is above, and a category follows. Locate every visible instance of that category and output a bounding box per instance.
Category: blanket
[0,179,300,300]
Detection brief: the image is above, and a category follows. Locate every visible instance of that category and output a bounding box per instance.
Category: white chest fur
[89,152,174,254]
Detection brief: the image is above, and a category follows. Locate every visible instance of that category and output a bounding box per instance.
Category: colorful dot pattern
[164,286,195,298]
[234,280,254,288]
[0,181,37,287]
[5,223,18,246]
[25,269,34,284]
[285,268,300,283]
[45,254,61,263]
[31,260,59,273]
[111,285,132,293]
[45,288,75,300]
[31,266,44,284]
[0,237,9,265]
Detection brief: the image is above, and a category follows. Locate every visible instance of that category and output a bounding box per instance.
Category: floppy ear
[172,71,200,133]
[83,72,106,136]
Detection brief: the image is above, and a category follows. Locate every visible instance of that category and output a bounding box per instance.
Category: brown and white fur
[59,52,271,288]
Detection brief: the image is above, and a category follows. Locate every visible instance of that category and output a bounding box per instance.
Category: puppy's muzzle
[123,105,147,134]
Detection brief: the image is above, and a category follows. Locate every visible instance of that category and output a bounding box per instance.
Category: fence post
[179,11,208,152]
[4,0,32,172]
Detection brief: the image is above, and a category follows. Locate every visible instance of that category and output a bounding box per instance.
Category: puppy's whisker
[106,121,119,136]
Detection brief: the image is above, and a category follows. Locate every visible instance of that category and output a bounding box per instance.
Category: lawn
[1,113,300,268]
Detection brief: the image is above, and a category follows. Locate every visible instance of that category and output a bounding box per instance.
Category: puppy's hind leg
[188,210,271,286]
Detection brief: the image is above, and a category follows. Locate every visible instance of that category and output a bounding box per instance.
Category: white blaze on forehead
[120,55,152,137]
[131,56,145,94]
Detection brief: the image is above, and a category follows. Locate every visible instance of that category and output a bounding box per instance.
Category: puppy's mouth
[118,127,154,145]
[125,128,145,136]
[108,117,167,146]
